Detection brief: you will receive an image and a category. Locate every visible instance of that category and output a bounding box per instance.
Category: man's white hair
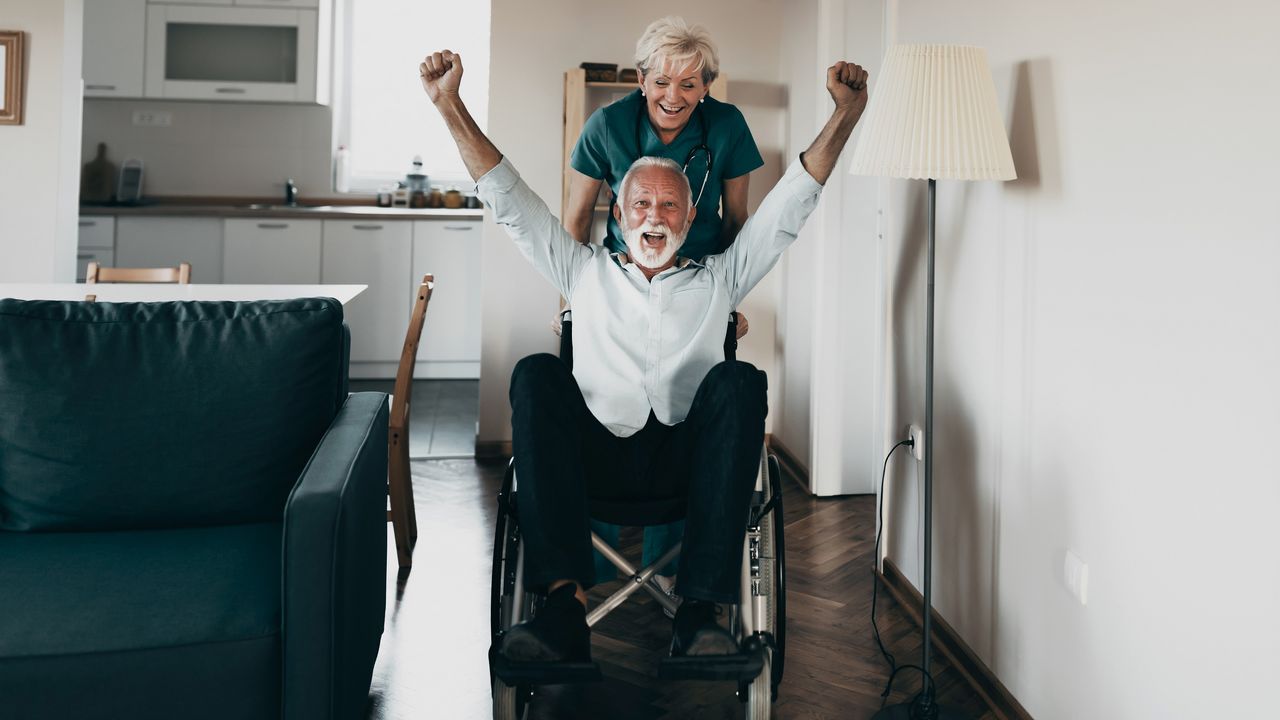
[633,16,720,86]
[617,157,693,215]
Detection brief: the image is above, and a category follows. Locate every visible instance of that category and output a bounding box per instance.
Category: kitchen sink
[235,203,337,211]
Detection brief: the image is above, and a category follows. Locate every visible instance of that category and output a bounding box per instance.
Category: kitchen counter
[80,202,484,221]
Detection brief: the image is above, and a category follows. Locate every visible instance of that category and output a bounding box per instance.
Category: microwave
[144,2,329,104]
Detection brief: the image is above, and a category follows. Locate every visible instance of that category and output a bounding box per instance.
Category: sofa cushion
[0,298,347,531]
[0,522,282,719]
[0,522,281,658]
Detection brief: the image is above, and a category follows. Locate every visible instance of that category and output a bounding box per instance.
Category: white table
[0,284,367,305]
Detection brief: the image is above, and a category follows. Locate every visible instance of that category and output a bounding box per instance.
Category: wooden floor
[350,380,478,458]
[366,458,995,719]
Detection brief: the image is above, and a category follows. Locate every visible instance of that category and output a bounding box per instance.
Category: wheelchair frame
[488,444,787,720]
[488,310,786,719]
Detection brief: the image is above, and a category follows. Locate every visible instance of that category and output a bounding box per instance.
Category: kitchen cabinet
[412,220,481,377]
[321,220,412,369]
[78,216,116,249]
[83,0,147,98]
[235,0,319,7]
[77,216,116,282]
[144,4,325,103]
[223,218,321,284]
[116,217,224,283]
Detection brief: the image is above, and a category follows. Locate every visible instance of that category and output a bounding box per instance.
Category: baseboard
[765,433,810,492]
[474,440,512,460]
[879,558,1034,720]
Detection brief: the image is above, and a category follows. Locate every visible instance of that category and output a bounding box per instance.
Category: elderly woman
[565,15,763,259]
[565,16,764,609]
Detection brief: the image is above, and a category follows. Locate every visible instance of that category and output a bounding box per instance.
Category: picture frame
[0,30,26,126]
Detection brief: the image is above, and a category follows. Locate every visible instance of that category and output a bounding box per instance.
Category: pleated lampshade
[848,45,1016,181]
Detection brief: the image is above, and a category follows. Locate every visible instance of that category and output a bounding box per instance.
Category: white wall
[866,1,1280,717]
[478,0,788,444]
[774,0,819,477]
[0,0,83,282]
[773,0,886,495]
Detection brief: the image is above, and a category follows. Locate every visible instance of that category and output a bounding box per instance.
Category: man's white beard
[623,221,686,270]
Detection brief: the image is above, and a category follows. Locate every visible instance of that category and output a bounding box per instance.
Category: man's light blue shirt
[477,157,823,437]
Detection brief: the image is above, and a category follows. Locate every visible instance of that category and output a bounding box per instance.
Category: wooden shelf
[585,81,636,89]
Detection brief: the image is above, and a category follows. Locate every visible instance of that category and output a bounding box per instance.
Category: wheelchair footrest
[657,648,765,682]
[490,647,603,685]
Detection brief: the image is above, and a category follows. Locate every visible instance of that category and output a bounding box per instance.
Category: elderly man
[420,50,868,664]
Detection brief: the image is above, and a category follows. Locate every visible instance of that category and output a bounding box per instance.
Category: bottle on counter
[334,145,351,193]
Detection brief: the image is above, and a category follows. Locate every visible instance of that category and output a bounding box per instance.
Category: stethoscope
[634,96,714,208]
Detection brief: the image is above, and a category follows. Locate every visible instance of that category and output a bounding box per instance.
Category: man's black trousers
[509,354,768,603]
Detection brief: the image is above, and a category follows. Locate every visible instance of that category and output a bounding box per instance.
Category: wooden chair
[86,261,192,284]
[389,273,434,568]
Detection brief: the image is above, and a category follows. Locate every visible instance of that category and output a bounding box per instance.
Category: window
[339,0,491,191]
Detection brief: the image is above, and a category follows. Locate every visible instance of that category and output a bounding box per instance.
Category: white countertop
[0,284,367,305]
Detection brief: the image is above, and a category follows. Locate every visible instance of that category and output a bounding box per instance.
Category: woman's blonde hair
[633,16,720,86]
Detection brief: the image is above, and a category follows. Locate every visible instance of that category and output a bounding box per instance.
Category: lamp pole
[873,177,965,720]
[923,177,936,692]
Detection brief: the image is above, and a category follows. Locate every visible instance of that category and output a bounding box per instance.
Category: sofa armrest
[281,391,388,720]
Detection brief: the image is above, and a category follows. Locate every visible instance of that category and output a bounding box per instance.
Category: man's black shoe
[670,599,739,657]
[499,583,591,663]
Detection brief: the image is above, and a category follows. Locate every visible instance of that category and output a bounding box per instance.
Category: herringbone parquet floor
[365,458,996,720]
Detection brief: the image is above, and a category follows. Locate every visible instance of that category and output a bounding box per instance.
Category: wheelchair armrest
[281,391,388,720]
[559,310,574,370]
[725,313,738,361]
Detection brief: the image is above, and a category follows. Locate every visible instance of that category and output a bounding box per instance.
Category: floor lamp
[848,45,1016,720]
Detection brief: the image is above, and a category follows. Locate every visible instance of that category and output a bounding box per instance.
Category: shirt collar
[611,252,704,277]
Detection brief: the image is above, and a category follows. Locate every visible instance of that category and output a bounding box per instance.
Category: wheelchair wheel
[741,450,786,718]
[491,463,533,719]
[748,654,772,719]
[493,676,532,720]
[767,453,787,695]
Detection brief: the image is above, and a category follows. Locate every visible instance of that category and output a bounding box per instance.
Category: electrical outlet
[131,110,172,127]
[1064,550,1089,605]
[906,424,925,461]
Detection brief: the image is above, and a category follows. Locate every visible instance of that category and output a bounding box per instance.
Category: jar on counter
[376,184,395,208]
[464,194,482,209]
[410,190,428,208]
[426,187,443,208]
[443,188,464,209]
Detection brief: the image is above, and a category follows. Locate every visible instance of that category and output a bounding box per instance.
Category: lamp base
[871,700,970,720]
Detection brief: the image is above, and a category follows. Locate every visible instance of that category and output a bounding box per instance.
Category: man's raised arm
[419,49,588,300]
[800,61,869,185]
[710,61,869,306]
[420,50,501,180]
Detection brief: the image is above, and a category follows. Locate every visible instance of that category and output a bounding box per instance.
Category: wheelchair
[488,312,788,719]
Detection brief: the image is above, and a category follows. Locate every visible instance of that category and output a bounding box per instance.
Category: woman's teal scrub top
[569,90,763,261]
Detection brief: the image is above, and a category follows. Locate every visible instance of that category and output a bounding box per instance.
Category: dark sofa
[0,298,388,720]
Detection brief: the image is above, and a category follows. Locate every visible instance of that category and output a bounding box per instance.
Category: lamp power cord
[872,437,937,711]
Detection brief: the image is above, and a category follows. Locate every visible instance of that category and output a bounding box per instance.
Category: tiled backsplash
[81,99,334,198]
